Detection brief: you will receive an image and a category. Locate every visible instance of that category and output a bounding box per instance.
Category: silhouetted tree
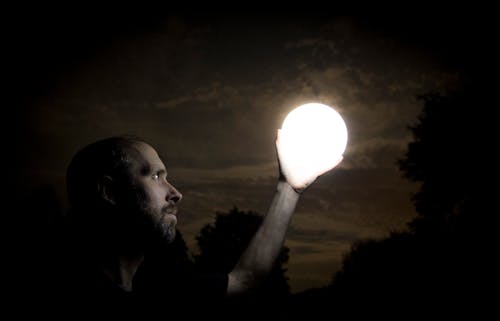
[396,89,488,313]
[314,87,488,317]
[329,233,425,314]
[194,207,291,320]
[399,91,484,239]
[195,206,290,297]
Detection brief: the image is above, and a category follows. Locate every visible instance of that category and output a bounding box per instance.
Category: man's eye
[152,174,159,180]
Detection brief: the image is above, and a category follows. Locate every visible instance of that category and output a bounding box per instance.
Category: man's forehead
[130,142,166,172]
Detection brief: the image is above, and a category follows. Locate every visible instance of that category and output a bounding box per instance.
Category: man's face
[124,142,183,245]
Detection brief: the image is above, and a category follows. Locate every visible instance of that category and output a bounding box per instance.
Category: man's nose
[166,183,182,203]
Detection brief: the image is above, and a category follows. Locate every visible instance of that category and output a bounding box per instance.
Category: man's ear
[97,175,116,205]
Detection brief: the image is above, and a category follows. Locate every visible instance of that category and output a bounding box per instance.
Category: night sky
[12,10,488,293]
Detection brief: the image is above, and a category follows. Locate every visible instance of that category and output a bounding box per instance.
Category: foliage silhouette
[194,206,291,320]
[399,91,484,238]
[288,86,489,318]
[195,206,290,297]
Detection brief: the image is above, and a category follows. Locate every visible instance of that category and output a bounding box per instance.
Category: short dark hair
[66,136,146,211]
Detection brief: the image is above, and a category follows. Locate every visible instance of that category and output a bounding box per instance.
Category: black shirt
[41,254,228,319]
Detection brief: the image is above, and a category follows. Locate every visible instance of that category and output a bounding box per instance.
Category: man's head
[66,136,182,252]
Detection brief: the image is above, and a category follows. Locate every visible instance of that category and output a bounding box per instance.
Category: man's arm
[227,180,299,295]
[226,130,342,295]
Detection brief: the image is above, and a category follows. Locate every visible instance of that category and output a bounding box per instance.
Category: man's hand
[276,129,343,193]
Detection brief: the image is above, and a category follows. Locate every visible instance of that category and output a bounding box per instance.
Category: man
[57,133,341,315]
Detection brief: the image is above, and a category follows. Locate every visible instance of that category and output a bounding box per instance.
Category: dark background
[9,7,494,313]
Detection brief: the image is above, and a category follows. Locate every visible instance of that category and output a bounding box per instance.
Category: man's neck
[102,255,144,292]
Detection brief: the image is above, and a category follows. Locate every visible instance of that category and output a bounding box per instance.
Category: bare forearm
[227,181,299,295]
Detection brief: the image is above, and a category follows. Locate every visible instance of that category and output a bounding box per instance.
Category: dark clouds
[14,13,471,292]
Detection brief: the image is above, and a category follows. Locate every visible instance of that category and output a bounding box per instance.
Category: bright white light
[279,103,348,176]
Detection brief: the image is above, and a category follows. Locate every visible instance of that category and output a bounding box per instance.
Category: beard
[132,192,177,247]
[103,180,179,256]
[154,206,177,244]
[116,178,177,251]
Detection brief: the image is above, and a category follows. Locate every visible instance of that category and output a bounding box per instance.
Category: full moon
[279,103,348,174]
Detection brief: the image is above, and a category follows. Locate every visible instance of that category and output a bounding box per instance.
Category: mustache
[161,204,177,215]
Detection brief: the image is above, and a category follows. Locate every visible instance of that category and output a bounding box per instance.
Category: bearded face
[115,142,182,251]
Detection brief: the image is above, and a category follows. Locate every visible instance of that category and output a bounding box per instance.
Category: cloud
[155,82,243,110]
[28,14,461,175]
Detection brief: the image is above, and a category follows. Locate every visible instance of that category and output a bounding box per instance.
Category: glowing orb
[279,103,347,175]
